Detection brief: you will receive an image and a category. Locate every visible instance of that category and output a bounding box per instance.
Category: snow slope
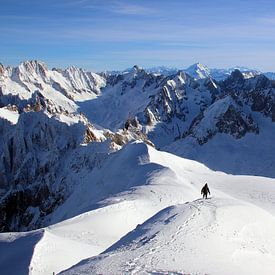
[2,59,275,275]
[0,142,197,274]
[1,142,275,274]
[61,144,275,274]
[0,107,19,124]
[185,62,211,79]
[78,66,163,131]
[63,198,275,275]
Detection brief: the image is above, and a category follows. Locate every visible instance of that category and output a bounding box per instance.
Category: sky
[1,0,275,71]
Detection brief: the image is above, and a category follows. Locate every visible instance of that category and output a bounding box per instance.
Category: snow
[165,111,275,178]
[191,96,234,139]
[111,64,265,80]
[0,60,105,114]
[0,107,19,124]
[185,62,211,80]
[2,60,275,275]
[1,142,275,274]
[63,198,275,275]
[54,113,81,126]
[78,69,160,131]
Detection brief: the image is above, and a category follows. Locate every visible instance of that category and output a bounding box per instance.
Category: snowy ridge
[103,63,265,80]
[0,60,105,108]
[185,62,211,80]
[140,63,263,80]
[1,142,275,274]
[63,198,275,275]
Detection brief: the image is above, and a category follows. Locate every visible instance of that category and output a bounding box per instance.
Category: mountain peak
[124,65,146,77]
[19,60,48,76]
[21,60,47,69]
[185,62,211,80]
[131,65,144,73]
[187,62,209,70]
[65,65,84,73]
[230,69,244,80]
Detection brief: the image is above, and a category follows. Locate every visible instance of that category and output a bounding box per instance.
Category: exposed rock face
[128,70,274,146]
[216,106,258,138]
[180,96,258,145]
[220,72,275,121]
[131,71,220,147]
[83,124,99,144]
[0,63,5,76]
[107,65,163,95]
[104,127,154,148]
[242,88,275,121]
[0,112,86,231]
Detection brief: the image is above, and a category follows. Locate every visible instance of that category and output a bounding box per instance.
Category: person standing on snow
[201,183,210,199]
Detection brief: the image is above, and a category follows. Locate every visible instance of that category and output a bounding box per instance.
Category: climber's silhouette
[201,183,210,199]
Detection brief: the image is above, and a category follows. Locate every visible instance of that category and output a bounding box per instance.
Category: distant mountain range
[110,62,274,81]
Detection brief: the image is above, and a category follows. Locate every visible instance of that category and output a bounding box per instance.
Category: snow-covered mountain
[145,66,178,76]
[2,142,275,274]
[1,60,275,233]
[0,61,154,232]
[184,62,212,79]
[79,65,275,176]
[143,63,263,80]
[0,60,105,105]
[125,69,275,176]
[1,60,275,275]
[210,66,261,80]
[103,63,275,82]
[264,71,275,80]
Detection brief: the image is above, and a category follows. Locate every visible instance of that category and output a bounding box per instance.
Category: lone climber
[201,183,210,199]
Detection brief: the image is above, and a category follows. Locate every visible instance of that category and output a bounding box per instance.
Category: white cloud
[111,2,156,15]
[85,0,156,15]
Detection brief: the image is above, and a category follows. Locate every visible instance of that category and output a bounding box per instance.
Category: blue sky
[1,0,275,71]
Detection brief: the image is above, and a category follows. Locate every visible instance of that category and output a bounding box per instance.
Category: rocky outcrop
[216,106,258,138]
[181,96,258,144]
[0,112,86,231]
[106,65,164,95]
[0,63,5,76]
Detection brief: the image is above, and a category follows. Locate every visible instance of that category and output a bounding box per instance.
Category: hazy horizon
[0,60,265,73]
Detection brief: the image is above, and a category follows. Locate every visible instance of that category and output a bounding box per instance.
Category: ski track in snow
[62,197,275,275]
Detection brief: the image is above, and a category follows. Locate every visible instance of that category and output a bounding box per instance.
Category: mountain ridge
[1,59,275,233]
[1,59,275,275]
